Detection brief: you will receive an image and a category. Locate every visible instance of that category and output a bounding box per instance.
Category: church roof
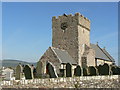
[91,44,115,62]
[51,47,77,64]
[102,48,115,62]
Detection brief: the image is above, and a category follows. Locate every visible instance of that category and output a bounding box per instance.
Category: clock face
[61,22,68,30]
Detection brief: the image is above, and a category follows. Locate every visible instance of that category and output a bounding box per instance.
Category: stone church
[37,13,115,77]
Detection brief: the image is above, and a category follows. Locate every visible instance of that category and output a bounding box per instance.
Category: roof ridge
[50,47,62,63]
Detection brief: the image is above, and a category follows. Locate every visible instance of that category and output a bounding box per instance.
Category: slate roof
[91,44,115,62]
[51,47,77,64]
[102,48,115,62]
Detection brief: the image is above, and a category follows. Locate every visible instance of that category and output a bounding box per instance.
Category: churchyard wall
[1,75,120,88]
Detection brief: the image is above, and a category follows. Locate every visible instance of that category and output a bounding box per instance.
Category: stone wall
[52,13,91,65]
[52,14,79,64]
[1,75,120,88]
[38,47,61,74]
[86,48,96,66]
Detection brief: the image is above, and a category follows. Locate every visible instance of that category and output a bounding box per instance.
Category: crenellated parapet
[52,13,90,30]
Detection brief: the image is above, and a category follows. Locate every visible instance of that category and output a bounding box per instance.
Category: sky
[1,0,120,2]
[2,2,118,65]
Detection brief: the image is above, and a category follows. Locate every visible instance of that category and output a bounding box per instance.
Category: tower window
[61,22,68,30]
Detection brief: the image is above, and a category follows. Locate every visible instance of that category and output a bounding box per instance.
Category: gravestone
[36,60,43,78]
[83,67,88,76]
[98,63,111,75]
[74,65,81,76]
[88,66,98,76]
[111,66,118,75]
[59,69,65,77]
[66,63,72,77]
[15,64,23,80]
[24,64,34,79]
[112,66,120,75]
[47,62,58,78]
[97,65,103,75]
[32,66,37,78]
[117,67,120,75]
[103,63,111,75]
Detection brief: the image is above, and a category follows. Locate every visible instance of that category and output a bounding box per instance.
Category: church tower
[52,13,91,66]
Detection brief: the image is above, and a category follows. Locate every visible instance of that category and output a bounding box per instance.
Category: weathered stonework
[1,75,120,88]
[15,64,23,80]
[52,13,94,66]
[38,47,61,74]
[52,14,79,63]
[86,48,96,66]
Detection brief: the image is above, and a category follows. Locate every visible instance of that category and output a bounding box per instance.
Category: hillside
[1,59,37,68]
